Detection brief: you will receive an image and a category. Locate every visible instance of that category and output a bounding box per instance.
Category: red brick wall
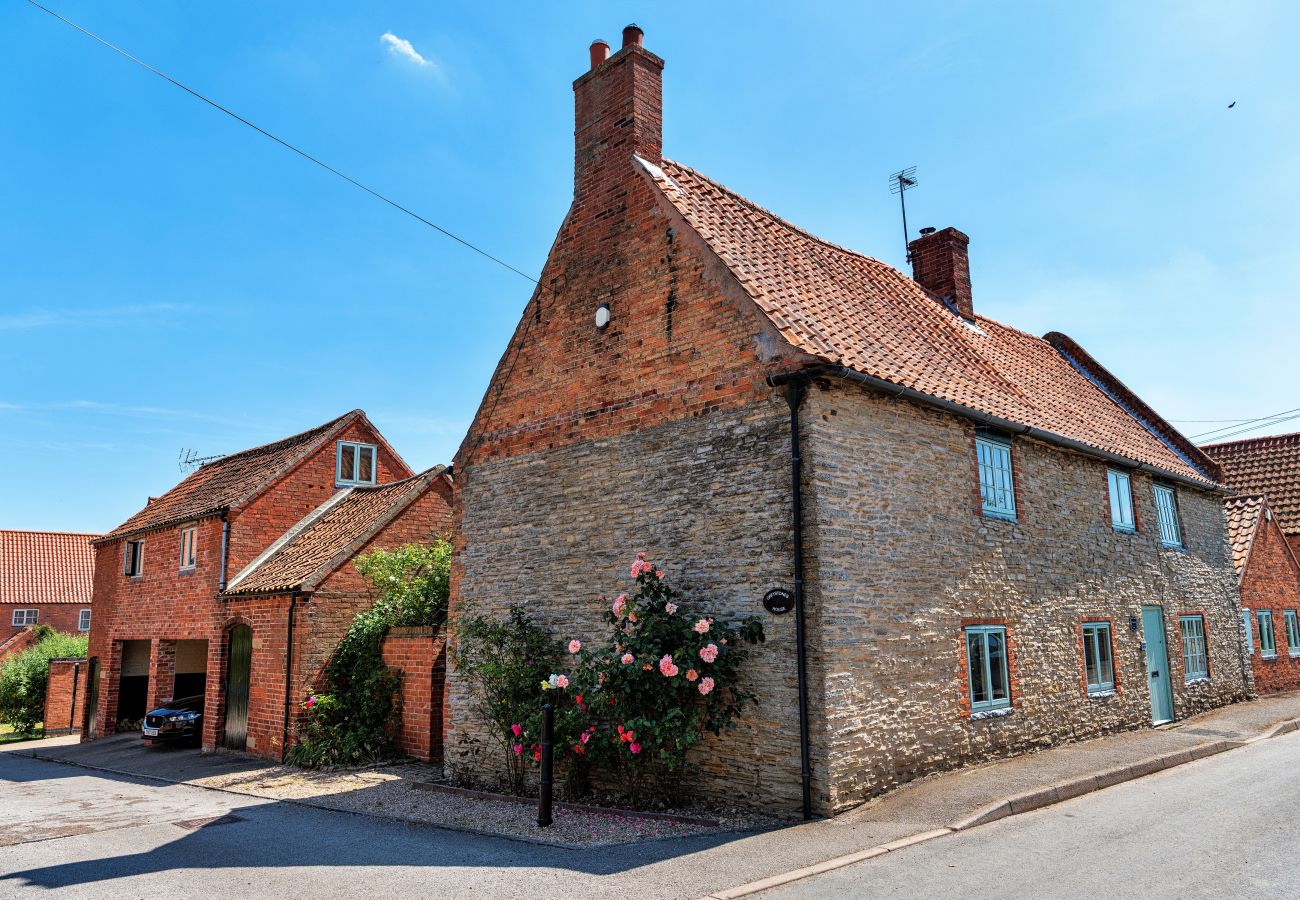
[380,627,445,762]
[42,658,86,735]
[1240,510,1300,694]
[1,604,89,642]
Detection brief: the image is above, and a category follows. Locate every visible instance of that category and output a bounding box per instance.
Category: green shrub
[287,540,451,769]
[0,627,89,735]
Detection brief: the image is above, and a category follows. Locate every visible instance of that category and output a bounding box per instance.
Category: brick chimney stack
[907,227,974,320]
[573,24,664,202]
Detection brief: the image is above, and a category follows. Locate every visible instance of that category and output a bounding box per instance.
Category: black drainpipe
[218,511,231,592]
[68,661,81,733]
[281,593,298,762]
[771,371,814,821]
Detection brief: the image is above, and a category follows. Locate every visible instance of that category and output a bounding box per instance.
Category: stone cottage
[447,26,1249,817]
[86,410,452,760]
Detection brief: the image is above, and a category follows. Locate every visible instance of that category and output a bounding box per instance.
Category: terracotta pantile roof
[0,530,98,605]
[636,157,1217,486]
[1223,494,1265,578]
[1203,433,1300,535]
[99,411,365,543]
[221,467,447,596]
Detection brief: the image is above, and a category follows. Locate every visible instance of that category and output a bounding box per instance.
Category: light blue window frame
[1257,610,1277,658]
[1153,484,1183,548]
[336,441,377,486]
[965,625,1011,713]
[1107,469,1136,532]
[1179,615,1208,681]
[976,436,1016,520]
[1082,622,1115,693]
[1286,610,1300,657]
[1243,609,1254,654]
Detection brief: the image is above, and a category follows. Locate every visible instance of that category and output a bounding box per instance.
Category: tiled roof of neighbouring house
[1223,494,1266,578]
[1203,432,1300,535]
[99,411,365,543]
[636,157,1218,487]
[221,467,448,596]
[0,530,98,605]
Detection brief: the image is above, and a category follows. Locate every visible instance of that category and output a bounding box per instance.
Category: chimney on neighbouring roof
[573,24,664,200]
[907,226,974,321]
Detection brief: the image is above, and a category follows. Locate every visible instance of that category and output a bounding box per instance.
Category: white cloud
[0,302,187,330]
[380,32,433,69]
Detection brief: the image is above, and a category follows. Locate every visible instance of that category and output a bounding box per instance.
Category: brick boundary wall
[381,626,445,763]
[43,658,86,735]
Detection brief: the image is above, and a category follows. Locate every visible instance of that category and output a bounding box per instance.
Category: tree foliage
[0,627,89,735]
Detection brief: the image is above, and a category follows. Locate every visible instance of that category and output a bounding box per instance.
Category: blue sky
[2,1,1296,533]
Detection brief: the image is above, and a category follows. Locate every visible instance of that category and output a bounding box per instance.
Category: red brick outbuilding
[0,530,98,648]
[1225,495,1300,694]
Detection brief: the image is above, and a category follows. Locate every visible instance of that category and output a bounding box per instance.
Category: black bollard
[537,703,554,827]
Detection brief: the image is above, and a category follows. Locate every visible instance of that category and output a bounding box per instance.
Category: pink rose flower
[568,640,582,654]
[621,653,634,665]
[686,669,698,682]
[659,654,679,677]
[631,552,652,578]
[580,731,590,744]
[699,643,719,663]
[304,695,317,709]
[693,619,710,634]
[555,674,570,689]
[513,744,523,755]
[611,595,627,617]
[699,677,715,696]
[656,570,664,579]
[511,723,522,737]
[629,742,643,754]
[665,602,677,615]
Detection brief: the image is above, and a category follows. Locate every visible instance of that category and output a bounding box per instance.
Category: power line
[1190,407,1300,442]
[22,0,539,285]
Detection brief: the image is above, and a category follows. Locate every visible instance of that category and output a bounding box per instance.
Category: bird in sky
[1228,101,1237,108]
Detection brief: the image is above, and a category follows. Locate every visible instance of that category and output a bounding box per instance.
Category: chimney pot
[907,226,974,320]
[589,40,611,70]
[622,24,644,48]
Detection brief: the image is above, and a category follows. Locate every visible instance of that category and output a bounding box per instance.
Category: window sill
[1159,542,1186,552]
[1261,654,1279,661]
[335,482,376,490]
[1087,689,1117,699]
[1290,652,1300,659]
[981,512,1019,525]
[970,706,1013,721]
[1185,676,1211,686]
[1111,526,1138,536]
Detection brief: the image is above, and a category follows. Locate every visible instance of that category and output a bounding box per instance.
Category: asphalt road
[1,732,1297,899]
[764,729,1300,899]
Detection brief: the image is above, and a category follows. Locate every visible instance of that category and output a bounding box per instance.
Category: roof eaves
[90,508,226,546]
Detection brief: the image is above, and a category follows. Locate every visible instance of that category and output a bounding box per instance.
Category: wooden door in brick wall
[222,625,251,750]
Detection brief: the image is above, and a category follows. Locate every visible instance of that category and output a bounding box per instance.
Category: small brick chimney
[907,226,974,320]
[573,24,664,202]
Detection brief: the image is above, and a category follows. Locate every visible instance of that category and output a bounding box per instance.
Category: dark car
[142,695,204,748]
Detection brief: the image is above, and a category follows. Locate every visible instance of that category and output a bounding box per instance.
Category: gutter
[769,365,1226,494]
[282,592,299,762]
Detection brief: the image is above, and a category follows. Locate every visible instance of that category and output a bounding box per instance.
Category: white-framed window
[1082,622,1115,694]
[179,525,198,570]
[1153,484,1183,548]
[965,625,1011,713]
[1180,615,1208,681]
[11,609,39,627]
[123,539,144,577]
[1286,610,1300,658]
[336,441,377,486]
[975,436,1016,520]
[78,609,92,632]
[1257,610,1277,658]
[1107,469,1136,532]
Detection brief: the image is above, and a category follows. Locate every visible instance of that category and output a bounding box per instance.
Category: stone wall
[450,398,811,812]
[802,381,1250,811]
[1239,506,1300,693]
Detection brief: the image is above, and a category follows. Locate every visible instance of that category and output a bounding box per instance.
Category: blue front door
[1142,605,1175,724]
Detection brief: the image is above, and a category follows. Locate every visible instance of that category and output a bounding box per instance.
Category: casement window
[1286,610,1300,657]
[11,609,38,627]
[1107,469,1136,532]
[1152,484,1183,548]
[179,525,198,570]
[78,609,92,632]
[975,436,1016,520]
[965,625,1011,713]
[123,540,144,577]
[1257,610,1277,659]
[336,441,377,486]
[1082,622,1115,694]
[1180,615,1208,681]
[1243,609,1254,654]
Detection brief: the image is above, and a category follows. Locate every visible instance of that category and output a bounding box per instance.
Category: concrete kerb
[700,716,1300,900]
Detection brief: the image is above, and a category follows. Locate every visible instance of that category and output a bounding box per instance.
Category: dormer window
[337,441,377,486]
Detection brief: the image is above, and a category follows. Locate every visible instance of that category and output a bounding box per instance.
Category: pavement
[2,691,1299,898]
